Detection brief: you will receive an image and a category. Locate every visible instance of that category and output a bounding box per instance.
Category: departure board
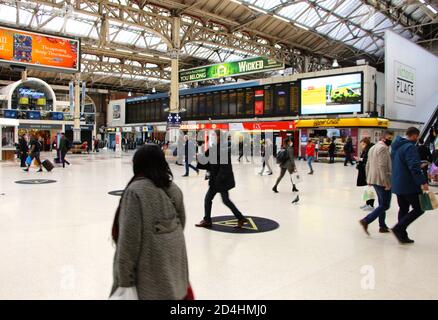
[290,82,299,115]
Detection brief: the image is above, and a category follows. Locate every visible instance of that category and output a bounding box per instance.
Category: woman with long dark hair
[110,144,190,300]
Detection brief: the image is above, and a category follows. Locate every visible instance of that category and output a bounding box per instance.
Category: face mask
[384,139,392,146]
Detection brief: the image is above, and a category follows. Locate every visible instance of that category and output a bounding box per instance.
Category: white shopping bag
[109,287,138,300]
[292,172,303,184]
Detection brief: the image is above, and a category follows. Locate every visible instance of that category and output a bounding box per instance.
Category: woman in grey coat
[111,144,190,300]
[272,138,299,203]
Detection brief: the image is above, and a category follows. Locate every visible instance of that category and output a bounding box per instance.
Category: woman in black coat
[18,135,29,168]
[196,132,248,229]
[356,137,374,209]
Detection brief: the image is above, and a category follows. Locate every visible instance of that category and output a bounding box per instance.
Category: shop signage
[179,57,284,83]
[65,125,94,131]
[0,26,80,72]
[296,118,389,128]
[394,61,415,106]
[106,128,116,133]
[122,127,133,132]
[19,123,62,130]
[180,121,295,131]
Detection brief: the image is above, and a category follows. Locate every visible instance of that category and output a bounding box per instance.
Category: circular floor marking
[108,190,124,196]
[15,179,57,185]
[207,216,279,234]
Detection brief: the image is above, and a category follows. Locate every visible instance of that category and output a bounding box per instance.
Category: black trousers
[20,152,27,167]
[61,150,70,167]
[329,154,335,163]
[393,193,425,238]
[204,187,244,222]
[344,154,354,165]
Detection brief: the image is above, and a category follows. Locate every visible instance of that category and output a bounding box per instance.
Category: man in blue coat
[391,127,429,244]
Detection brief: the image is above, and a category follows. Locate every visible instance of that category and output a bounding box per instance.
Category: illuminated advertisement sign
[0,26,80,72]
[179,57,284,83]
[300,72,363,115]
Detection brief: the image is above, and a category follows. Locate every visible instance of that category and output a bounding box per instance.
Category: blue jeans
[307,156,314,172]
[185,160,198,175]
[363,185,391,228]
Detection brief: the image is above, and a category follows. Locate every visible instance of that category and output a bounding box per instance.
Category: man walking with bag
[359,131,393,235]
[391,127,429,244]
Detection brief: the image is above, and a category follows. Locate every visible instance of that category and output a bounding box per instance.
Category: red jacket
[306,143,315,157]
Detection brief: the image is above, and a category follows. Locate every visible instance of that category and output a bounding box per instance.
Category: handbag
[109,287,138,300]
[420,192,438,211]
[25,155,32,166]
[362,187,376,201]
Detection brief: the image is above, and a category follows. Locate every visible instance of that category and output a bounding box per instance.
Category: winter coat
[357,143,373,186]
[328,142,336,156]
[391,136,427,195]
[184,140,196,162]
[279,146,296,173]
[208,143,236,192]
[111,178,189,300]
[18,137,29,153]
[344,141,354,155]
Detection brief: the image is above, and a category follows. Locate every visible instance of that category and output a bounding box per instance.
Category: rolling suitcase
[42,159,54,172]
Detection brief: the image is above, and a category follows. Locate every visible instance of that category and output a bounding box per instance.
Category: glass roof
[237,0,435,56]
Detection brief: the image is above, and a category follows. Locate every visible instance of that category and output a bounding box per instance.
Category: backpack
[276,149,289,164]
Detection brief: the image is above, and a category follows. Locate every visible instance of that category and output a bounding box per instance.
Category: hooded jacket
[391,136,427,195]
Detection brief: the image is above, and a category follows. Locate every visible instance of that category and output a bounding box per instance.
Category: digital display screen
[300,73,362,115]
[0,26,80,72]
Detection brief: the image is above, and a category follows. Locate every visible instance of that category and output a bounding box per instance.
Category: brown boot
[195,220,212,228]
[235,218,249,229]
[359,219,369,235]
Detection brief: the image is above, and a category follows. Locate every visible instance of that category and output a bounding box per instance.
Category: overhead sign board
[0,25,80,72]
[179,57,284,83]
[394,61,415,106]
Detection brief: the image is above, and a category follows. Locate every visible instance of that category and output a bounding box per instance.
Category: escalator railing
[420,105,438,146]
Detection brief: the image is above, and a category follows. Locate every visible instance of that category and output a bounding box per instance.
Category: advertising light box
[300,72,363,115]
[0,26,80,72]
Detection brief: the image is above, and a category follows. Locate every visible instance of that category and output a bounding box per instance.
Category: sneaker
[182,174,189,177]
[267,172,273,175]
[37,169,43,172]
[359,219,370,235]
[272,186,279,193]
[359,204,368,210]
[363,205,374,211]
[292,185,299,192]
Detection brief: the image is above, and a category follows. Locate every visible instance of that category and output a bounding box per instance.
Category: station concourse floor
[0,150,437,300]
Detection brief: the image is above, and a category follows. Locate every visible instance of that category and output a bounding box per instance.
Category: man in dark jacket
[196,131,248,229]
[344,137,355,166]
[417,138,432,181]
[328,139,336,164]
[182,135,199,177]
[391,127,429,244]
[59,133,71,168]
[18,135,29,167]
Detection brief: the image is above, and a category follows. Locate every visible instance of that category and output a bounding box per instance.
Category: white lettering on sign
[394,61,415,106]
[238,60,264,73]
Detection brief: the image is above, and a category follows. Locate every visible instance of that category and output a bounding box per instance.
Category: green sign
[179,57,284,83]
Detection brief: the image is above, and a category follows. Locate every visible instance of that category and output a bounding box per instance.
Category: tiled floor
[0,150,437,299]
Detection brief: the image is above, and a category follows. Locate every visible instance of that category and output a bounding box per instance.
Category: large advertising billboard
[300,72,363,115]
[0,26,80,72]
[179,57,284,83]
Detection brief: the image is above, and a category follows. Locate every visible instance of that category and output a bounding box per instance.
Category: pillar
[21,69,27,81]
[73,73,81,144]
[167,15,181,143]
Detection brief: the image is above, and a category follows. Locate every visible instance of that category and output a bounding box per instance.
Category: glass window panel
[229,90,237,116]
[221,91,229,116]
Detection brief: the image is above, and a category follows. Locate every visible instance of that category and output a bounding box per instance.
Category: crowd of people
[109,127,434,299]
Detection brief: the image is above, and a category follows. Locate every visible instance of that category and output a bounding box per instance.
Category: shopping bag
[292,172,302,184]
[362,187,376,201]
[25,155,32,166]
[109,287,138,300]
[420,192,438,211]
